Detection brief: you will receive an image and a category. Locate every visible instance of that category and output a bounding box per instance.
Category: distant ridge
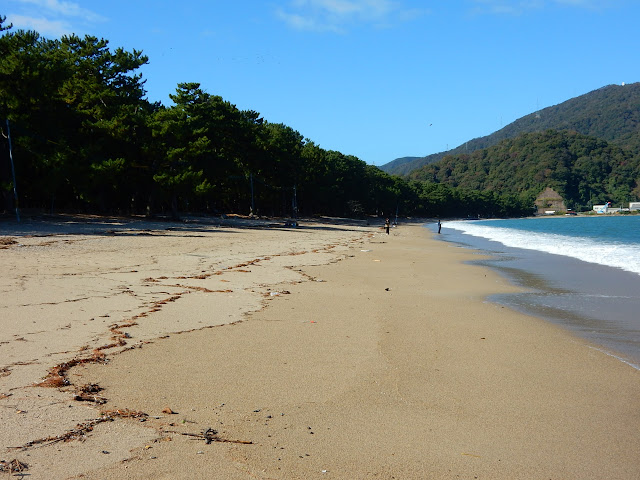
[378,156,421,173]
[380,82,640,176]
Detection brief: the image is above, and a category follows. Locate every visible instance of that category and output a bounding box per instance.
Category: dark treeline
[0,19,532,219]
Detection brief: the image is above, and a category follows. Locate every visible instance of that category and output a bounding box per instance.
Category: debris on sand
[0,459,29,473]
[9,409,148,451]
[171,427,252,445]
[36,351,108,388]
[73,383,107,404]
[0,237,18,248]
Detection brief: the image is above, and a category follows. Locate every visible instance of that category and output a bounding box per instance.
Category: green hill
[408,129,640,210]
[378,156,421,173]
[381,82,640,176]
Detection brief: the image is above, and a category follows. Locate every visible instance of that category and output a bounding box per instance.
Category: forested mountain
[381,82,640,176]
[378,156,422,175]
[409,129,640,210]
[0,18,532,219]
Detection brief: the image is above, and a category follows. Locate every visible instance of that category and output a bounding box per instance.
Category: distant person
[385,218,390,235]
[437,219,442,234]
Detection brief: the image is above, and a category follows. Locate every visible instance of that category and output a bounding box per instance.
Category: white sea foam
[587,346,640,371]
[446,221,640,276]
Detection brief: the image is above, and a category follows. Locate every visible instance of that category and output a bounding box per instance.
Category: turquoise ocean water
[431,215,640,369]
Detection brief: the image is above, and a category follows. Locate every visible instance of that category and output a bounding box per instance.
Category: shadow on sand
[0,213,393,237]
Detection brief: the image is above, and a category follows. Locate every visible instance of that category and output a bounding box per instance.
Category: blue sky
[5,0,640,166]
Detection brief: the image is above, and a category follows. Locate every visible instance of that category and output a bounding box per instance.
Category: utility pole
[6,119,20,222]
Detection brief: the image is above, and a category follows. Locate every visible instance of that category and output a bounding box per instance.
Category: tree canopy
[409,129,640,210]
[0,20,537,219]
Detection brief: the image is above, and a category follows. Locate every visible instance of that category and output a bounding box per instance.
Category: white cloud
[276,9,343,32]
[553,0,597,5]
[470,0,616,15]
[14,0,105,22]
[5,0,106,37]
[470,0,542,15]
[6,14,72,36]
[277,0,429,32]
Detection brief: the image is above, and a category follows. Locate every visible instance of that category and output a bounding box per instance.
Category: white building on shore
[593,202,640,213]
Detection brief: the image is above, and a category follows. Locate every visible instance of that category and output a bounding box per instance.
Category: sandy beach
[1,216,639,479]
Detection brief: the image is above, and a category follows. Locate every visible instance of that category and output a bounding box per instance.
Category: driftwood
[168,427,252,445]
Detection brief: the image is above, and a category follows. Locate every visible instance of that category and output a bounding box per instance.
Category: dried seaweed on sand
[9,409,147,451]
[73,383,107,404]
[0,459,29,473]
[35,350,107,388]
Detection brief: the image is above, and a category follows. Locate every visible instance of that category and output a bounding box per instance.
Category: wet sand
[438,224,640,367]
[1,218,639,479]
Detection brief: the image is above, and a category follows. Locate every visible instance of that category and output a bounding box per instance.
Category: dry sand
[1,217,638,479]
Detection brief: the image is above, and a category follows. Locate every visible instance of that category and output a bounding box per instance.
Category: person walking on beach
[385,218,390,235]
[438,219,442,234]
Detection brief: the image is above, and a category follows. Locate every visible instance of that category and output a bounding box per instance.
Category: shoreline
[2,220,639,478]
[434,218,640,368]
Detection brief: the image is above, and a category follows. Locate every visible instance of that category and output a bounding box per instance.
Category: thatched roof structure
[534,187,567,214]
